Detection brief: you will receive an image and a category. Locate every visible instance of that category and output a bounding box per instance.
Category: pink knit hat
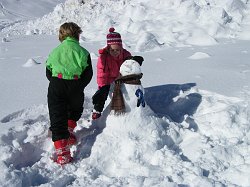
[106,27,122,46]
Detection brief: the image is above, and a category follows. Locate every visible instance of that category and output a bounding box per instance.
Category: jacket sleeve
[80,54,93,89]
[97,54,110,87]
[46,67,52,81]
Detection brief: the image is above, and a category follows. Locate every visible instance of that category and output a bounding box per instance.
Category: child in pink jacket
[92,28,131,119]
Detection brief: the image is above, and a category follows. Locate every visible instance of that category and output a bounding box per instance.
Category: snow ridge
[2,0,250,51]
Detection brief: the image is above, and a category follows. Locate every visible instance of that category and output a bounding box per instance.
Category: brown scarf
[111,73,143,114]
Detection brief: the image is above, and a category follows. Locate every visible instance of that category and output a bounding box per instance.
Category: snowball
[120,59,142,76]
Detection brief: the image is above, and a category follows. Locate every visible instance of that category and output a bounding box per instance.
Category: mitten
[135,89,145,107]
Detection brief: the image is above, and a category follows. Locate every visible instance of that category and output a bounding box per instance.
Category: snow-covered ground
[0,0,250,186]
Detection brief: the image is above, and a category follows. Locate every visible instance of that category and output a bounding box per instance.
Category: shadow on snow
[145,83,202,123]
[77,83,202,160]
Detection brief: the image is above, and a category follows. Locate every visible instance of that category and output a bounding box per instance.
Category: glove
[135,89,145,107]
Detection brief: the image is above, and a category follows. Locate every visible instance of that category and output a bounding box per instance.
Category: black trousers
[48,78,84,142]
[92,85,110,112]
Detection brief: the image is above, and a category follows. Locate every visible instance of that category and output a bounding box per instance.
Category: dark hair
[58,22,82,42]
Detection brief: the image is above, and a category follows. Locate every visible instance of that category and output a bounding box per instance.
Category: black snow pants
[92,85,110,113]
[48,78,84,142]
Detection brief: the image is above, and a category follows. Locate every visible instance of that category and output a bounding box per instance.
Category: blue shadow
[144,83,202,123]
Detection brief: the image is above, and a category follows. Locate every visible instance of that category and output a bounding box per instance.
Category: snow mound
[185,30,218,46]
[2,0,250,51]
[189,90,250,186]
[1,37,9,42]
[188,52,211,60]
[22,58,41,67]
[135,32,163,52]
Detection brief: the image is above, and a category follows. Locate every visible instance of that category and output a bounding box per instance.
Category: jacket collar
[64,37,79,44]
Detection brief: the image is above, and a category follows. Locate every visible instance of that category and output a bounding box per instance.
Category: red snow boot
[54,139,73,165]
[68,120,77,146]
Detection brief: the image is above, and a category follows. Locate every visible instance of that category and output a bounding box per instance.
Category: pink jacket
[97,47,131,87]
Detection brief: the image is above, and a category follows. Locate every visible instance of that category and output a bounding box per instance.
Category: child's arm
[80,54,93,89]
[46,67,52,81]
[97,55,110,87]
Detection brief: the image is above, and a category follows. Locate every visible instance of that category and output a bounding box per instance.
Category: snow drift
[2,0,250,51]
[0,88,249,186]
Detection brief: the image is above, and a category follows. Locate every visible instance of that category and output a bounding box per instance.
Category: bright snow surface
[0,0,250,186]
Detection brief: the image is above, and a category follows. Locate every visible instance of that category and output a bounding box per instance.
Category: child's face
[109,44,122,57]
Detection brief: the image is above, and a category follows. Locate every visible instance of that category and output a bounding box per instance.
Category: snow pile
[22,58,41,67]
[188,52,211,60]
[2,0,250,51]
[0,0,250,186]
[190,90,250,186]
[1,37,9,42]
[0,89,249,186]
[0,54,249,186]
[0,0,66,32]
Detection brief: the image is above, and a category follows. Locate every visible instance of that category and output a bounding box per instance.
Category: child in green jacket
[46,22,93,165]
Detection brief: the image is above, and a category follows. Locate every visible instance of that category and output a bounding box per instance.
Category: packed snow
[188,52,211,60]
[0,0,250,186]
